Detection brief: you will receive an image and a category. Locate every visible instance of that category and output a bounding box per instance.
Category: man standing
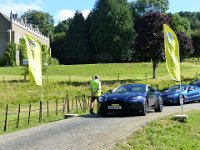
[90,75,101,114]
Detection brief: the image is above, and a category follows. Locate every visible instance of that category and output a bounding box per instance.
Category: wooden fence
[0,94,92,132]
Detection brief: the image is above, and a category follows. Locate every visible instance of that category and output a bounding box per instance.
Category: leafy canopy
[88,0,135,63]
[21,10,54,38]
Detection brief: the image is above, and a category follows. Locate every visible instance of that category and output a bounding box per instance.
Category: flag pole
[174,78,188,121]
[180,80,183,114]
[40,85,43,122]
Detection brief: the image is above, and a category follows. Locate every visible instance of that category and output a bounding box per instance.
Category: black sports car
[98,84,163,116]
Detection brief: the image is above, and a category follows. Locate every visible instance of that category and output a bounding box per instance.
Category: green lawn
[0,62,200,107]
[0,62,200,135]
[113,110,200,150]
[0,62,200,81]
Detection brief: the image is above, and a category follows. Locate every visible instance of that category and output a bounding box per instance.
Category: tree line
[20,0,200,78]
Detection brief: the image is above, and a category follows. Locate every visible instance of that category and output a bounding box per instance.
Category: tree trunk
[152,60,157,79]
[24,73,27,81]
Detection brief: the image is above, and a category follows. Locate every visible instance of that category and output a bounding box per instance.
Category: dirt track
[0,103,200,150]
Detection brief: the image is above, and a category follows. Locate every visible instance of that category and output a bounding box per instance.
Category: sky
[0,0,199,25]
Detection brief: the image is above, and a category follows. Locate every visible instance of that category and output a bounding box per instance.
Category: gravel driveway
[0,103,200,150]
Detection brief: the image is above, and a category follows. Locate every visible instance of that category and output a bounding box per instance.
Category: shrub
[4,42,16,66]
[42,45,50,65]
[49,57,59,65]
[18,38,27,65]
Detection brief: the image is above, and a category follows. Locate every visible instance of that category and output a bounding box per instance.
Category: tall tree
[179,12,200,32]
[51,19,72,64]
[88,0,135,63]
[192,30,200,59]
[170,13,191,36]
[21,10,54,38]
[176,32,194,62]
[54,19,72,33]
[129,0,169,32]
[129,0,169,18]
[63,11,90,64]
[135,12,170,79]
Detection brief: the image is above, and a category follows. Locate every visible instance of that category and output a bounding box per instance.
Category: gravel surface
[0,103,200,150]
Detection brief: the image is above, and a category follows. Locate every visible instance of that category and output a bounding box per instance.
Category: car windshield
[165,85,187,92]
[113,84,145,94]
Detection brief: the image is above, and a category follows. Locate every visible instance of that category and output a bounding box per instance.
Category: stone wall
[12,19,50,47]
[0,14,10,56]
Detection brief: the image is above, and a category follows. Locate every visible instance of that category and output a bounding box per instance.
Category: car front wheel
[154,97,163,112]
[141,98,148,116]
[178,95,184,105]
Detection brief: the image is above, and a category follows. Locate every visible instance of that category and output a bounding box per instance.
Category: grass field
[0,62,200,107]
[113,110,200,150]
[0,62,200,134]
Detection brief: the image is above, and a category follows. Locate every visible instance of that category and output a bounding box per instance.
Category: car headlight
[130,96,143,102]
[98,96,104,102]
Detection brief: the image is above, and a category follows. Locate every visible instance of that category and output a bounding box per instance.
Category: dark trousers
[90,96,98,113]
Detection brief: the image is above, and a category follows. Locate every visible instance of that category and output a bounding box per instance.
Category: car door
[186,85,200,102]
[147,86,156,107]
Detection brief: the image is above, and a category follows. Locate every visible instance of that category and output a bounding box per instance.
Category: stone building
[0,11,50,65]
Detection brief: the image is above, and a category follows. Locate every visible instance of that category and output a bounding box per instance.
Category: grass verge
[113,110,200,150]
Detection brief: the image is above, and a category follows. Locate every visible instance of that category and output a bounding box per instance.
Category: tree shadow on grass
[57,79,140,87]
[3,79,28,83]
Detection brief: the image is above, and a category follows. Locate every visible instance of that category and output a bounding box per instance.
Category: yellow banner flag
[24,34,42,86]
[163,24,180,81]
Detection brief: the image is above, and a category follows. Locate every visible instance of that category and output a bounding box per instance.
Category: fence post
[65,94,70,113]
[47,100,49,118]
[88,97,90,109]
[78,97,83,111]
[71,97,74,112]
[62,99,65,114]
[16,104,21,128]
[4,104,8,131]
[83,94,87,113]
[75,97,78,112]
[39,101,42,122]
[28,103,31,125]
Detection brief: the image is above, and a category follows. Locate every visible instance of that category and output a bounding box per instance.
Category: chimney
[10,10,13,22]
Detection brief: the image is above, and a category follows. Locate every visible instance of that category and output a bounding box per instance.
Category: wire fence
[0,94,93,133]
[0,74,198,133]
[0,73,159,83]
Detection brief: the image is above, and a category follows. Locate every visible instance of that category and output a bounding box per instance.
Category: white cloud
[56,9,75,21]
[0,0,43,17]
[82,10,91,18]
[55,9,90,24]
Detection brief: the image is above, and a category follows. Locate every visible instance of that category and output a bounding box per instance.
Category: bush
[49,57,59,65]
[18,38,27,65]
[42,45,50,65]
[4,42,16,66]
